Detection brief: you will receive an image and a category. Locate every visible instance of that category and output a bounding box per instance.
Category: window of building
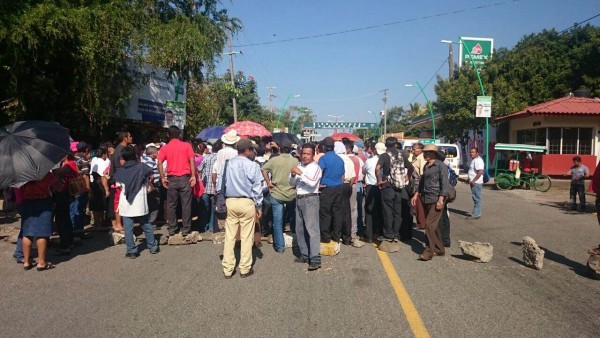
[548,127,561,154]
[579,128,593,155]
[516,128,546,146]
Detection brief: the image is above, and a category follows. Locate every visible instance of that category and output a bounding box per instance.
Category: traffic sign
[303,122,378,129]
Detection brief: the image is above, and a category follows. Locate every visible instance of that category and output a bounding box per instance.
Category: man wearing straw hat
[212,130,240,231]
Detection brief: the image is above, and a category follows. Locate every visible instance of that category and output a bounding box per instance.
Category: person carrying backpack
[375,137,414,243]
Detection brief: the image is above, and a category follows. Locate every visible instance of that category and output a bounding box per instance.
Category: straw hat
[221,130,240,145]
[423,144,444,160]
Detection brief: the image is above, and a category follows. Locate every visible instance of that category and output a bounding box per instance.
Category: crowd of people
[15,124,600,276]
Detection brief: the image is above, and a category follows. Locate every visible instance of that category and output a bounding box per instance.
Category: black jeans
[166,175,192,236]
[319,185,343,243]
[340,183,353,244]
[364,185,382,241]
[570,183,586,209]
[147,184,161,225]
[380,187,403,240]
[54,190,73,250]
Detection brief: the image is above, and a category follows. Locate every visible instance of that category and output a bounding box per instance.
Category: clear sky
[216,0,600,126]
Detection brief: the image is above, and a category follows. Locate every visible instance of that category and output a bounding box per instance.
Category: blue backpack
[447,165,458,187]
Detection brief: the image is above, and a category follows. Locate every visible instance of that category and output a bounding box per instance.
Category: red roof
[493,96,600,123]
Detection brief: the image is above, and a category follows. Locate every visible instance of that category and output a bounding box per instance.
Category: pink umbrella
[331,132,361,142]
[224,121,271,138]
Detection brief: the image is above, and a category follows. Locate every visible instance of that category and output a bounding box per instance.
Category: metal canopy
[494,143,547,153]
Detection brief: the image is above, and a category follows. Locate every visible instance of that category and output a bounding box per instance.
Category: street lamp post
[275,93,300,130]
[367,110,381,139]
[441,40,454,80]
[405,82,436,140]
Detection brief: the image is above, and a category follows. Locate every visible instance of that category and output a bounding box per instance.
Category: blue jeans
[70,192,88,231]
[202,193,215,232]
[471,183,482,217]
[122,214,158,255]
[270,195,295,252]
[13,228,24,262]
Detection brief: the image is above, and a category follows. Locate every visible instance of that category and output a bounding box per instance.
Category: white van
[403,140,461,175]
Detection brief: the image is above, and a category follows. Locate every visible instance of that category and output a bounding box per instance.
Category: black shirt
[418,159,449,204]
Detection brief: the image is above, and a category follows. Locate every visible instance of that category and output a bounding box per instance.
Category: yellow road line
[376,249,430,338]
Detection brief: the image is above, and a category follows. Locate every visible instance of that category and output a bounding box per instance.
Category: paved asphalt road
[1,182,599,337]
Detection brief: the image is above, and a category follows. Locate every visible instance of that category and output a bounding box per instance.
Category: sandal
[23,263,34,271]
[587,248,600,256]
[112,228,125,234]
[36,262,56,271]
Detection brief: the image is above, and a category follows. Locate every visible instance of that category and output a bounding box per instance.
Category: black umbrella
[0,120,71,188]
[271,132,303,146]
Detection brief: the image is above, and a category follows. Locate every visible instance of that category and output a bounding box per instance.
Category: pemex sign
[459,37,493,67]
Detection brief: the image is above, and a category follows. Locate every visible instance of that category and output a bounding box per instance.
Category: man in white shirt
[212,130,240,232]
[290,143,322,271]
[362,142,384,242]
[467,147,484,219]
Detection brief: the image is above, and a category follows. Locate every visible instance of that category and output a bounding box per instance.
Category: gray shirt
[418,159,449,204]
[570,164,589,185]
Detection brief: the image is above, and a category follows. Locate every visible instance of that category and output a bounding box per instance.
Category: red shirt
[21,172,58,200]
[158,139,195,176]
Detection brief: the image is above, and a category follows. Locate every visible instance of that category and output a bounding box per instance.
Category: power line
[558,12,600,35]
[233,0,523,47]
[409,58,448,105]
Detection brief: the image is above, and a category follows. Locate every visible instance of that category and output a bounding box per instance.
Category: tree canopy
[434,25,600,142]
[0,0,236,138]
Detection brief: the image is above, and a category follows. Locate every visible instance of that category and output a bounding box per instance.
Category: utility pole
[226,29,242,123]
[380,89,388,137]
[441,40,454,80]
[265,86,277,113]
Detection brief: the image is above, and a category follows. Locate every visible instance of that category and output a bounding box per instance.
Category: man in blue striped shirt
[221,139,263,279]
[141,144,161,225]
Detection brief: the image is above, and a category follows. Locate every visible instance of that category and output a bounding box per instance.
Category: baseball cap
[236,138,258,151]
[76,141,89,152]
[375,142,386,155]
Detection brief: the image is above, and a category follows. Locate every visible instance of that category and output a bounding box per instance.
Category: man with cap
[261,140,299,253]
[410,144,448,260]
[362,142,385,242]
[212,130,240,231]
[158,126,196,237]
[221,139,263,279]
[318,137,345,244]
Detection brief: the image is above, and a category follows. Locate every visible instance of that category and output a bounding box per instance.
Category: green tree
[435,25,600,143]
[0,0,236,140]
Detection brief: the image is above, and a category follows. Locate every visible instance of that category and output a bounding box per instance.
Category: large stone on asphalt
[157,234,168,246]
[112,232,133,245]
[284,233,296,248]
[522,236,545,270]
[458,240,494,263]
[320,241,340,256]
[167,231,202,245]
[378,241,400,253]
[212,232,226,245]
[587,255,600,280]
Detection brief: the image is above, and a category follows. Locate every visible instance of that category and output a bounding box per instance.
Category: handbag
[68,174,87,196]
[446,185,457,203]
[192,172,205,198]
[214,160,229,216]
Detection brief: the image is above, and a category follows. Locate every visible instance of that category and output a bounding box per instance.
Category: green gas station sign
[459,37,494,67]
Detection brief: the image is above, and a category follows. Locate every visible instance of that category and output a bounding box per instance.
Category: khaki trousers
[222,198,256,275]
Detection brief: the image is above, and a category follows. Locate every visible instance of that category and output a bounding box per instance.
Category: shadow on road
[451,254,479,262]
[535,201,595,215]
[448,208,470,217]
[509,241,594,279]
[50,231,115,265]
[218,244,264,270]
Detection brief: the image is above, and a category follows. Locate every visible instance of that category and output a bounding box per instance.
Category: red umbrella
[224,121,271,138]
[331,132,361,142]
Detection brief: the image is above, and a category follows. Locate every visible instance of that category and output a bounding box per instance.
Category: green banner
[459,37,493,67]
[303,122,378,129]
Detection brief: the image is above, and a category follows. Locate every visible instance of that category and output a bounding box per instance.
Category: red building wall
[537,154,598,176]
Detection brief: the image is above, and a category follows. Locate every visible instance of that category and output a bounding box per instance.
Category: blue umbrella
[195,126,226,140]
